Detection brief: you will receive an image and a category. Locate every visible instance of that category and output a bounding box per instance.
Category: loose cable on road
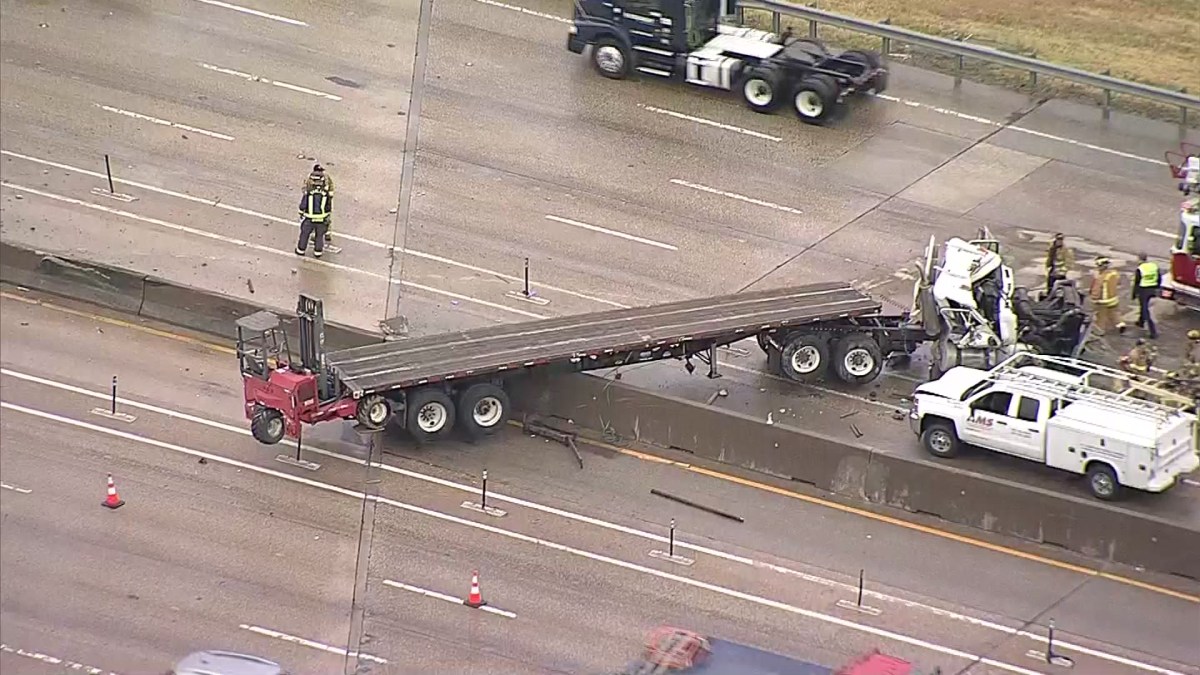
[650,488,744,523]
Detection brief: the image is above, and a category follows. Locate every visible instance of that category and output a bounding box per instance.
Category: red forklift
[1163,143,1200,312]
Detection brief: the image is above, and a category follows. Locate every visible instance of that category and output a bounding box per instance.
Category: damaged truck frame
[236,230,1091,445]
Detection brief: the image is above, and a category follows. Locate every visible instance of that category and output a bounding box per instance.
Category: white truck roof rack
[982,353,1194,421]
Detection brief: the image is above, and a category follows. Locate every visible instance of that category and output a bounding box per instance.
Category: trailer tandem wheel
[778,334,830,382]
[832,334,884,384]
[456,382,511,440]
[405,388,457,444]
[251,407,286,445]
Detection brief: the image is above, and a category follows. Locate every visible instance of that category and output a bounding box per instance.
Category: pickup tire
[405,388,457,444]
[779,334,830,382]
[456,383,510,440]
[738,66,784,113]
[592,37,631,80]
[832,334,884,385]
[1086,462,1121,501]
[250,407,285,445]
[791,74,839,125]
[920,421,960,458]
[355,394,392,431]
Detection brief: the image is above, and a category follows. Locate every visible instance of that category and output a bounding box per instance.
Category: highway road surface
[2,282,1198,672]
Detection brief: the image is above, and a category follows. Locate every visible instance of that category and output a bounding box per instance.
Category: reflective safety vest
[300,192,331,222]
[1137,261,1160,287]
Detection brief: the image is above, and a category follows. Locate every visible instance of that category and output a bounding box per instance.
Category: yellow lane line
[5,290,1196,603]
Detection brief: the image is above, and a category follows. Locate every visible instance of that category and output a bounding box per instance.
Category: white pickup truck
[909,354,1198,500]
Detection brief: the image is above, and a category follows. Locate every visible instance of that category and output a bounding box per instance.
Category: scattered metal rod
[650,489,744,523]
[850,423,864,439]
[522,417,584,469]
[704,388,729,405]
[839,410,859,419]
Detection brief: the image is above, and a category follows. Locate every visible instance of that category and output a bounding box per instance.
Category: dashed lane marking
[545,214,678,251]
[192,0,308,26]
[199,63,342,101]
[873,94,1169,166]
[382,579,518,618]
[1145,228,1177,239]
[0,482,32,494]
[469,0,572,23]
[95,105,234,141]
[4,364,1196,619]
[670,178,804,215]
[0,644,120,675]
[238,625,387,664]
[0,150,626,310]
[0,181,547,319]
[0,400,1072,675]
[637,104,783,142]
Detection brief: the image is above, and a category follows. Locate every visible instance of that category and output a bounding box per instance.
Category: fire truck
[1163,143,1200,311]
[614,626,938,674]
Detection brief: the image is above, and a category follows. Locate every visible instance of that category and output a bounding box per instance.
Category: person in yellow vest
[1088,257,1124,336]
[1043,233,1074,294]
[1130,253,1161,339]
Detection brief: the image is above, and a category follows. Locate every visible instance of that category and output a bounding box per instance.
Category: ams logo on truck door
[966,414,995,428]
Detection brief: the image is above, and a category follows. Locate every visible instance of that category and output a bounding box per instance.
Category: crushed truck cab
[910,353,1199,500]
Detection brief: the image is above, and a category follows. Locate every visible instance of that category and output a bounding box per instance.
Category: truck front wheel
[405,388,457,444]
[355,394,392,431]
[832,334,884,385]
[251,407,286,445]
[920,422,959,458]
[456,383,511,440]
[1086,463,1121,501]
[592,38,631,79]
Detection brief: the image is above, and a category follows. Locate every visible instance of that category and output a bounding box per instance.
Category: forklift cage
[235,310,292,380]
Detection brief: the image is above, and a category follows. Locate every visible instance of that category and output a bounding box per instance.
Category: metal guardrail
[735,0,1199,126]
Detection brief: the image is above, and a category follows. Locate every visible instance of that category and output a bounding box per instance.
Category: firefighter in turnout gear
[1088,257,1125,336]
[1120,338,1155,374]
[1044,233,1073,295]
[1130,253,1161,339]
[303,164,334,244]
[296,189,332,258]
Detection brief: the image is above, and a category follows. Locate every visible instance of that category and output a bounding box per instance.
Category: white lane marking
[669,178,804,216]
[637,104,783,142]
[0,181,546,320]
[0,368,1180,674]
[238,624,387,663]
[0,150,626,310]
[192,0,307,26]
[199,63,342,101]
[0,482,32,494]
[469,0,572,23]
[1145,228,1176,239]
[0,643,119,674]
[0,401,1059,675]
[545,214,678,251]
[873,94,1168,166]
[95,105,234,141]
[1184,479,1200,488]
[382,579,518,618]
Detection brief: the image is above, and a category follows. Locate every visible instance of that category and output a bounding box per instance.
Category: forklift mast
[296,294,332,400]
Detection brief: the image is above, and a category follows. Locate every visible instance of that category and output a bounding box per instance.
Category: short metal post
[880,19,891,56]
[668,518,676,557]
[954,39,965,88]
[1028,59,1038,90]
[807,19,817,39]
[481,469,489,509]
[295,425,303,462]
[770,11,780,34]
[1046,619,1056,663]
[1181,89,1189,129]
[110,376,118,415]
[104,154,115,193]
[1101,71,1113,120]
[857,568,864,606]
[522,259,530,297]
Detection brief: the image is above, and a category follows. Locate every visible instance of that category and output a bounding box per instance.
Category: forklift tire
[737,67,784,113]
[250,408,286,445]
[1086,462,1121,501]
[920,422,960,458]
[354,394,392,431]
[832,334,884,385]
[456,383,511,440]
[592,37,631,80]
[791,75,839,125]
[778,334,830,382]
[405,388,457,444]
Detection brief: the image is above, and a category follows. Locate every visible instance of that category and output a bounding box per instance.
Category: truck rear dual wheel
[779,334,829,383]
[832,334,884,385]
[456,383,511,441]
[406,388,457,444]
[251,407,286,445]
[738,67,784,113]
[791,75,839,125]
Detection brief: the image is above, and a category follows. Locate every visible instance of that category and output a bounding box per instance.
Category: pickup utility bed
[327,282,880,396]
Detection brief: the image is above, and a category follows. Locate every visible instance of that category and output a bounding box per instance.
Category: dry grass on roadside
[744,0,1200,124]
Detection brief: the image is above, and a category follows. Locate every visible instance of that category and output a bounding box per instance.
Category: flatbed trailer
[235,282,929,445]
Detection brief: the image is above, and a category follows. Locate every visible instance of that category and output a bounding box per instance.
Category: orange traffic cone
[102,473,125,509]
[465,570,486,608]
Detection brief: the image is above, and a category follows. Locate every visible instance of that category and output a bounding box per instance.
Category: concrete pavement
[1,285,1197,673]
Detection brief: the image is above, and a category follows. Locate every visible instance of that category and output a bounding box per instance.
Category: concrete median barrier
[508,371,1200,580]
[1,240,379,351]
